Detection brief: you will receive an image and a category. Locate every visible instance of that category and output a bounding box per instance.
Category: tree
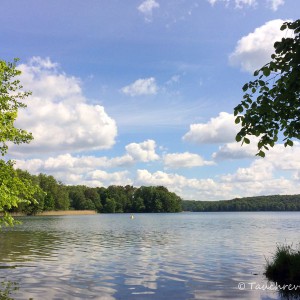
[106,185,129,213]
[84,187,102,212]
[234,19,300,157]
[0,59,33,155]
[131,196,145,212]
[103,198,116,213]
[0,58,39,226]
[44,193,55,211]
[15,169,45,214]
[69,186,86,210]
[38,174,69,210]
[0,161,40,226]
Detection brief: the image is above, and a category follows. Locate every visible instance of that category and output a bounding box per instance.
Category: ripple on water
[1,212,300,299]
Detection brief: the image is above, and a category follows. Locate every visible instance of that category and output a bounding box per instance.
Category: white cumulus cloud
[14,141,300,200]
[125,139,159,162]
[13,57,117,155]
[213,140,258,160]
[135,169,232,200]
[221,159,274,183]
[229,19,289,73]
[14,139,160,186]
[137,0,160,22]
[164,152,214,169]
[183,112,238,145]
[121,77,158,96]
[15,154,133,187]
[218,143,300,196]
[86,170,132,187]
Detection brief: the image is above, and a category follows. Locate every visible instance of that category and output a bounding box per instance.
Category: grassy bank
[265,244,300,285]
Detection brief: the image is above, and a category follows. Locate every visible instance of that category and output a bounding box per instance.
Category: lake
[1,212,300,300]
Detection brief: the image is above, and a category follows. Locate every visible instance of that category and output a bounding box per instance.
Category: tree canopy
[0,58,39,227]
[8,173,183,214]
[234,19,300,157]
[182,194,300,212]
[0,59,33,155]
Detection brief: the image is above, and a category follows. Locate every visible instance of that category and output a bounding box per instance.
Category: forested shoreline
[12,169,182,214]
[182,195,300,212]
[10,169,300,215]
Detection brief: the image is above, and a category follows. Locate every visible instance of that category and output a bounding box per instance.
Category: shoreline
[7,210,97,217]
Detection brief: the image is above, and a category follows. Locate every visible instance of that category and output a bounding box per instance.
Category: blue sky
[2,0,300,200]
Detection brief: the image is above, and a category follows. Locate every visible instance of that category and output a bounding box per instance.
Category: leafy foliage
[67,184,182,213]
[0,59,33,156]
[38,174,69,210]
[0,59,40,227]
[0,162,42,227]
[234,19,300,157]
[8,171,183,214]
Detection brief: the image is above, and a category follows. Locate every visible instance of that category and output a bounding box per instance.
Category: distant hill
[182,195,300,212]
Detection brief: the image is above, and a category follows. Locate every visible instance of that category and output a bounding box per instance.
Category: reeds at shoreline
[1,210,97,217]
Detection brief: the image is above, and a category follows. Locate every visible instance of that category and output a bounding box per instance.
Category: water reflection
[0,213,300,299]
[0,230,60,264]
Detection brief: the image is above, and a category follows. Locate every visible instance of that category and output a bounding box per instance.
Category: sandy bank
[36,210,97,216]
[4,210,97,217]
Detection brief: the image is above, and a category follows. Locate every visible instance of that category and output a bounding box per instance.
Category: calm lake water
[1,212,300,300]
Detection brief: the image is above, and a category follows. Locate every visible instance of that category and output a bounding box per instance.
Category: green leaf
[242,83,248,92]
[263,68,271,77]
[257,150,265,158]
[236,135,242,142]
[234,105,242,116]
[243,137,250,144]
[253,70,259,76]
[280,24,287,31]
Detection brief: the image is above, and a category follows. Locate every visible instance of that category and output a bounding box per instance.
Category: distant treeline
[12,170,182,214]
[11,169,300,215]
[182,195,300,212]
